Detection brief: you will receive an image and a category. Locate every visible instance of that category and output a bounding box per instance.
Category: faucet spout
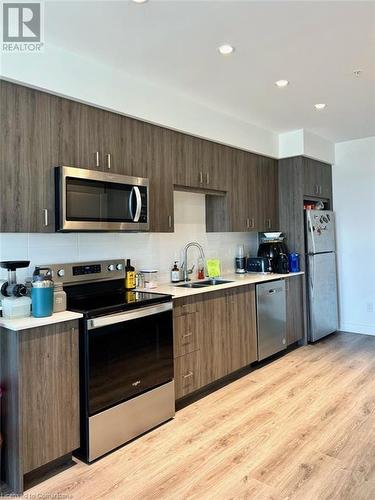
[182,242,206,282]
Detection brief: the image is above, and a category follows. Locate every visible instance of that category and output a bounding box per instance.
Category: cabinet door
[20,321,80,474]
[0,81,57,232]
[226,285,258,371]
[256,156,279,231]
[320,163,333,200]
[174,350,201,399]
[199,291,229,386]
[303,158,332,199]
[147,126,174,232]
[199,139,227,191]
[286,276,305,345]
[226,150,251,232]
[58,99,103,171]
[100,110,129,174]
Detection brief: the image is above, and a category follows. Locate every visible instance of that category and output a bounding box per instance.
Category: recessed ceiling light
[314,103,327,110]
[218,44,234,55]
[132,0,148,3]
[275,79,289,88]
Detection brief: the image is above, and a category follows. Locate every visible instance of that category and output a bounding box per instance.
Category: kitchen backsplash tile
[0,191,258,282]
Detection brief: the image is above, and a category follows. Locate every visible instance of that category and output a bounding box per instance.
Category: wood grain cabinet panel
[57,99,103,171]
[256,156,279,231]
[0,80,58,232]
[286,275,305,345]
[0,320,80,493]
[226,285,258,372]
[20,321,80,474]
[173,312,200,357]
[174,350,201,399]
[303,157,332,200]
[173,285,258,400]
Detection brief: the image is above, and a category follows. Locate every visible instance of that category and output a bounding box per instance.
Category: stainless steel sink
[199,279,234,285]
[177,282,212,288]
[177,279,234,288]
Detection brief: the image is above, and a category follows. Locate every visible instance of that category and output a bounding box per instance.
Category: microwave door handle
[129,187,135,220]
[133,186,142,222]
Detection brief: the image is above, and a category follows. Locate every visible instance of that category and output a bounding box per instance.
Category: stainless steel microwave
[55,166,149,232]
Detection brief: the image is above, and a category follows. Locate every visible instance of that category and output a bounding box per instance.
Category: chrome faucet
[182,242,206,282]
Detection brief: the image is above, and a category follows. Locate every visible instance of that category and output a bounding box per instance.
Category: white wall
[279,129,335,164]
[0,191,258,284]
[333,137,375,335]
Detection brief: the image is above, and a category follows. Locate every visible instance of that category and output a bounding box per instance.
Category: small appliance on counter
[0,261,31,319]
[246,257,272,274]
[235,245,246,274]
[31,267,54,318]
[43,259,174,463]
[257,233,289,274]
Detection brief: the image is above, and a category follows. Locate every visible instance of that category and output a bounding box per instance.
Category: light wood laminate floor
[26,332,375,500]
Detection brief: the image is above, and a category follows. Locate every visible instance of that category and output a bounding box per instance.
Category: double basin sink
[177,278,234,289]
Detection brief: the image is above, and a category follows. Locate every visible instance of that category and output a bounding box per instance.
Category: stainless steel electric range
[44,259,175,463]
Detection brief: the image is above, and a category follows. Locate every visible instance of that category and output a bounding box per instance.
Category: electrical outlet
[367,302,374,313]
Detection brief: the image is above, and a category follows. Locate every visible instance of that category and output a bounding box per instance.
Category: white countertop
[137,272,304,299]
[0,311,83,332]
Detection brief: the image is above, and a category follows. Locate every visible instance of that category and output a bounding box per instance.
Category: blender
[0,261,31,319]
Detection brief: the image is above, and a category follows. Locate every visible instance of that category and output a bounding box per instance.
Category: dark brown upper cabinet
[58,100,130,175]
[303,157,332,200]
[1,81,285,235]
[0,81,58,232]
[256,156,279,231]
[173,133,228,192]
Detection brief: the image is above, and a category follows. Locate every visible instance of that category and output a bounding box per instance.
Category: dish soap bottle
[125,259,136,289]
[171,262,180,283]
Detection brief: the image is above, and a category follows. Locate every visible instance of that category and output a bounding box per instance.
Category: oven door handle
[87,302,172,330]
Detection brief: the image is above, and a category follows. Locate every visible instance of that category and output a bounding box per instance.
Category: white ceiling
[46,0,375,143]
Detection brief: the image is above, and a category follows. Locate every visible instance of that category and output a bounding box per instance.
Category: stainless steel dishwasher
[256,280,287,361]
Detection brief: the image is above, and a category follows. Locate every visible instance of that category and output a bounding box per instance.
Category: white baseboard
[339,322,375,336]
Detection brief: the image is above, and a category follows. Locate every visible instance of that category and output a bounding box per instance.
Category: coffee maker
[257,235,289,274]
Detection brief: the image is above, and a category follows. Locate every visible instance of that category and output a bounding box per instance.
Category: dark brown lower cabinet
[0,320,80,494]
[173,285,257,400]
[286,275,305,345]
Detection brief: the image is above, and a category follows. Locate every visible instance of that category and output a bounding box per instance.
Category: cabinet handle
[43,209,49,227]
[246,218,250,229]
[319,185,322,195]
[250,218,255,229]
[315,184,319,195]
[199,171,203,184]
[183,371,194,379]
[106,153,111,169]
[206,172,209,185]
[95,151,100,168]
[266,218,271,229]
[182,332,193,338]
[168,215,172,228]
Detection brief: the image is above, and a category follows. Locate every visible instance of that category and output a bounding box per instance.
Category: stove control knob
[116,263,123,271]
[108,264,116,272]
[57,269,65,278]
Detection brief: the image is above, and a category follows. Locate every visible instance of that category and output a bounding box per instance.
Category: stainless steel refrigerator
[305,210,339,342]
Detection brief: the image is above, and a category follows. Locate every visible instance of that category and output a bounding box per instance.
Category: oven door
[56,166,149,231]
[86,302,173,416]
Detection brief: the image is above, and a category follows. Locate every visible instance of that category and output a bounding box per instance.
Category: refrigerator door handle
[310,256,315,297]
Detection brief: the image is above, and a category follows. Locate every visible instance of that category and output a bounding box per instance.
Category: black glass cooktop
[65,279,171,318]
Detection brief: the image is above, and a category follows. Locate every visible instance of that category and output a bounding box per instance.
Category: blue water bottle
[288,253,300,273]
[31,267,54,318]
